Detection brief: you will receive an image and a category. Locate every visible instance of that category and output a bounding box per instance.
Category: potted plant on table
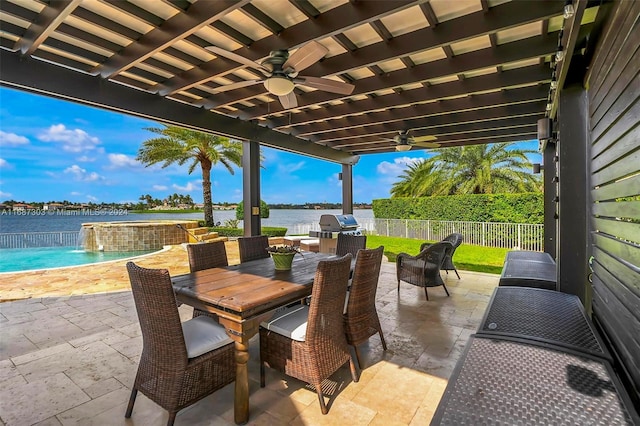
[266,245,301,271]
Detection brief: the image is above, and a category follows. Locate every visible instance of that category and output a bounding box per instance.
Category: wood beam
[15,0,82,55]
[0,50,358,165]
[94,0,248,78]
[238,32,560,120]
[269,65,549,129]
[296,85,548,138]
[159,1,416,95]
[203,0,563,109]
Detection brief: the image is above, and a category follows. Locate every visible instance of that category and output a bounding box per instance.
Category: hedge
[372,193,543,224]
[206,226,288,237]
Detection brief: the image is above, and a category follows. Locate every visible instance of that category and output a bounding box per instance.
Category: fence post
[482,222,486,247]
[518,224,522,249]
[405,219,408,238]
[386,219,389,237]
[426,220,430,241]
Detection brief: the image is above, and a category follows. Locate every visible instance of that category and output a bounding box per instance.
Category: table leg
[234,340,250,424]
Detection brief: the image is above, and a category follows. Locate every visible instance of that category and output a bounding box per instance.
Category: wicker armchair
[259,254,358,414]
[186,241,228,320]
[336,233,367,256]
[344,246,386,369]
[421,233,463,279]
[396,241,453,300]
[125,262,235,426]
[237,235,270,263]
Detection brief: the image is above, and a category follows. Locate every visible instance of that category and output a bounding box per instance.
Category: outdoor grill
[309,214,362,253]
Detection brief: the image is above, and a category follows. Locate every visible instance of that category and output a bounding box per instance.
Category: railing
[372,219,544,251]
[0,231,81,249]
[288,219,543,251]
[1,219,544,251]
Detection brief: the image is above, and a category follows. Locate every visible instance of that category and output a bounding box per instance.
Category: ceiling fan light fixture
[263,76,294,96]
[395,142,412,152]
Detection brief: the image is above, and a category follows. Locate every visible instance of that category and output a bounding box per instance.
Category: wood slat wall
[588,0,640,403]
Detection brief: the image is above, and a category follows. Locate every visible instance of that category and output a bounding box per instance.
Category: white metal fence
[1,219,543,251]
[370,219,543,251]
[0,231,80,249]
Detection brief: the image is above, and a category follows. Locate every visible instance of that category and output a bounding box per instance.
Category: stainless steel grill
[310,214,362,240]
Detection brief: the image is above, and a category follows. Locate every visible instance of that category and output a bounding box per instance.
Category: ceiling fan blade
[412,135,438,143]
[210,79,262,93]
[205,46,270,74]
[279,92,298,109]
[296,76,355,95]
[283,41,328,72]
[413,139,440,148]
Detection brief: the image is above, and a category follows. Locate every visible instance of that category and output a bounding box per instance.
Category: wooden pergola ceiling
[0,0,602,164]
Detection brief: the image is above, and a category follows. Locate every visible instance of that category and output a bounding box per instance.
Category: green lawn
[365,235,508,274]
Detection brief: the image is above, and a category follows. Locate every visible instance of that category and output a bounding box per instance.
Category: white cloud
[0,158,9,169]
[277,161,305,173]
[86,195,98,202]
[152,185,168,191]
[107,153,139,168]
[38,124,100,153]
[0,131,29,147]
[64,164,103,182]
[376,156,422,176]
[0,190,12,198]
[172,181,199,192]
[71,191,82,196]
[76,155,95,162]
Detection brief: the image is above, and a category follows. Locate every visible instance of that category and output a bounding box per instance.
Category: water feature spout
[76,227,87,250]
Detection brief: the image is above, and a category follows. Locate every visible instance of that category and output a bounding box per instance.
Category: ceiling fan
[387,130,440,151]
[205,41,355,109]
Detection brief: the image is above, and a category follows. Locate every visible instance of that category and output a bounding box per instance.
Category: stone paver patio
[0,243,499,425]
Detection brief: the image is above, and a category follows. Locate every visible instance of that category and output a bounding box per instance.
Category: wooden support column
[341,163,353,214]
[557,84,590,303]
[242,140,261,236]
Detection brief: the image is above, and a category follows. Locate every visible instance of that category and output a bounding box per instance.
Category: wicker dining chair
[396,241,453,300]
[335,233,367,256]
[125,262,235,426]
[237,235,270,263]
[344,246,386,369]
[259,254,358,415]
[420,233,463,279]
[186,241,228,320]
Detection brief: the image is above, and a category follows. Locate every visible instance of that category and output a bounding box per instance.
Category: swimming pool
[0,247,158,273]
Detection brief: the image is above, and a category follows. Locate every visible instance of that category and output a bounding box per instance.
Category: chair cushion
[260,305,309,341]
[182,315,233,358]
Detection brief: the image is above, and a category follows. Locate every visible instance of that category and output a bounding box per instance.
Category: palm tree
[137,126,242,226]
[391,142,540,197]
[390,160,447,197]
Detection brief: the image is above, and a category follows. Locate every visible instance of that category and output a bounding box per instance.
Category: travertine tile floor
[0,243,499,425]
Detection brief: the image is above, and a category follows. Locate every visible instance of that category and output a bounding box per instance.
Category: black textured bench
[499,250,557,290]
[431,287,639,425]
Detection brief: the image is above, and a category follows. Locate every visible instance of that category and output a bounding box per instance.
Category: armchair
[420,233,463,279]
[397,241,453,300]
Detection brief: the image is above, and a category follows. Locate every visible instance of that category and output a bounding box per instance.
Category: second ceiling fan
[206,41,355,109]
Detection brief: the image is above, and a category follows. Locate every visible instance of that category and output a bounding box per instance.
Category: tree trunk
[201,160,214,227]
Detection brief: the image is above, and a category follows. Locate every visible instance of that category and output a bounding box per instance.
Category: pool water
[0,247,158,273]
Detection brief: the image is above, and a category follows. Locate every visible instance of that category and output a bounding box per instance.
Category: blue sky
[0,87,541,205]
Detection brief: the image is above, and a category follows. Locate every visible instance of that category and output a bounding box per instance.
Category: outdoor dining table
[171,251,339,425]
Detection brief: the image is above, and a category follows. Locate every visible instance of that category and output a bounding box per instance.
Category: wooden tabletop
[171,252,337,319]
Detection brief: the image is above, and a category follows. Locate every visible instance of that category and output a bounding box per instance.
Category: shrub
[235,200,270,220]
[208,226,287,237]
[372,193,543,223]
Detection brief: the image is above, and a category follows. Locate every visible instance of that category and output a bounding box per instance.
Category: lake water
[0,209,375,234]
